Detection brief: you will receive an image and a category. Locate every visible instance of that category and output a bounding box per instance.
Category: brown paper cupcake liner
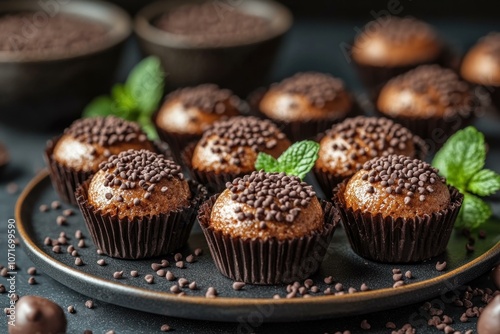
[44,137,173,205]
[75,179,207,259]
[181,142,248,195]
[332,181,463,263]
[313,134,427,200]
[198,195,339,284]
[44,137,93,205]
[247,87,364,142]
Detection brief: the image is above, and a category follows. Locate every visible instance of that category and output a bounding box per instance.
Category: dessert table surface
[1,18,499,334]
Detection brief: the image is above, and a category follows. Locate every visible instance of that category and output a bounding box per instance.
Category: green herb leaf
[467,169,500,196]
[432,127,485,190]
[255,140,320,180]
[255,153,280,173]
[138,114,158,141]
[82,96,114,118]
[126,56,164,115]
[456,193,492,230]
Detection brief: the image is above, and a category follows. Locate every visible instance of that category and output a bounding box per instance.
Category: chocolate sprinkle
[357,17,437,45]
[226,171,315,224]
[272,72,346,108]
[64,116,147,146]
[360,155,444,205]
[165,84,239,114]
[198,116,285,165]
[67,305,75,314]
[436,261,447,271]
[85,300,94,309]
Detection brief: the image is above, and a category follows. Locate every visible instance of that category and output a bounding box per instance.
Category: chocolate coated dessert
[313,116,424,198]
[8,295,67,334]
[155,84,242,163]
[334,154,463,262]
[184,116,290,193]
[377,65,476,143]
[198,171,338,284]
[76,149,205,259]
[45,116,154,204]
[477,294,500,334]
[352,17,449,95]
[461,32,500,111]
[211,171,323,240]
[257,72,355,140]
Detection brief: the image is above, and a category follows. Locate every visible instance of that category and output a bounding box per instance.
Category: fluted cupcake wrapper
[198,195,339,284]
[332,181,463,263]
[44,137,173,205]
[181,143,247,195]
[75,179,207,259]
[44,137,92,205]
[313,135,427,200]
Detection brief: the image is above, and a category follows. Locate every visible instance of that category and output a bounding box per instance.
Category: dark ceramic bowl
[0,0,132,131]
[134,0,293,96]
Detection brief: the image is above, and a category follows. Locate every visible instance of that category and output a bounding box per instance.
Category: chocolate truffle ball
[191,116,290,174]
[52,116,154,172]
[155,84,242,136]
[9,295,67,334]
[259,72,353,123]
[461,32,500,87]
[88,149,190,219]
[344,155,450,219]
[377,65,475,141]
[477,295,500,334]
[210,171,323,240]
[314,117,423,197]
[352,17,443,68]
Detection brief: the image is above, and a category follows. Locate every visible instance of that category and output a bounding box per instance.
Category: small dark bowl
[134,0,293,96]
[0,0,132,131]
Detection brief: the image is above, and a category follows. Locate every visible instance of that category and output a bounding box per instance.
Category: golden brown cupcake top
[87,149,190,220]
[259,72,353,121]
[461,32,500,86]
[352,17,442,67]
[191,116,290,174]
[315,117,420,178]
[155,84,242,135]
[343,155,450,219]
[377,65,474,119]
[210,171,324,240]
[52,116,154,172]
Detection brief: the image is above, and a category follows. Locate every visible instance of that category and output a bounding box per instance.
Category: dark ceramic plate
[16,171,500,322]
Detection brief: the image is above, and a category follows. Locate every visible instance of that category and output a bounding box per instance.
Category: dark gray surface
[1,18,500,333]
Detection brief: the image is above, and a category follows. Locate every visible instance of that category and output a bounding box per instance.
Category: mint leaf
[83,96,114,117]
[277,141,320,180]
[456,193,492,230]
[138,114,158,140]
[255,153,280,173]
[432,127,485,190]
[468,169,500,196]
[126,56,164,115]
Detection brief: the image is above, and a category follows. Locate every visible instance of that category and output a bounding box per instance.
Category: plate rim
[15,170,500,321]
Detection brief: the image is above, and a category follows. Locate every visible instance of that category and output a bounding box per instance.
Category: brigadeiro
[75,149,206,259]
[44,116,156,205]
[313,116,425,199]
[352,17,452,97]
[8,295,67,334]
[333,155,463,263]
[252,72,357,141]
[198,171,339,284]
[154,84,243,163]
[182,116,290,194]
[461,32,500,112]
[477,295,500,334]
[376,65,477,146]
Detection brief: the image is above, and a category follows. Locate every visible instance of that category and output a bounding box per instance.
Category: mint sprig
[83,56,165,140]
[255,140,320,180]
[432,126,500,229]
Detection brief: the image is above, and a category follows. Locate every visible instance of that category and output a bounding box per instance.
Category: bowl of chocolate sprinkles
[134,0,293,95]
[0,0,132,130]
